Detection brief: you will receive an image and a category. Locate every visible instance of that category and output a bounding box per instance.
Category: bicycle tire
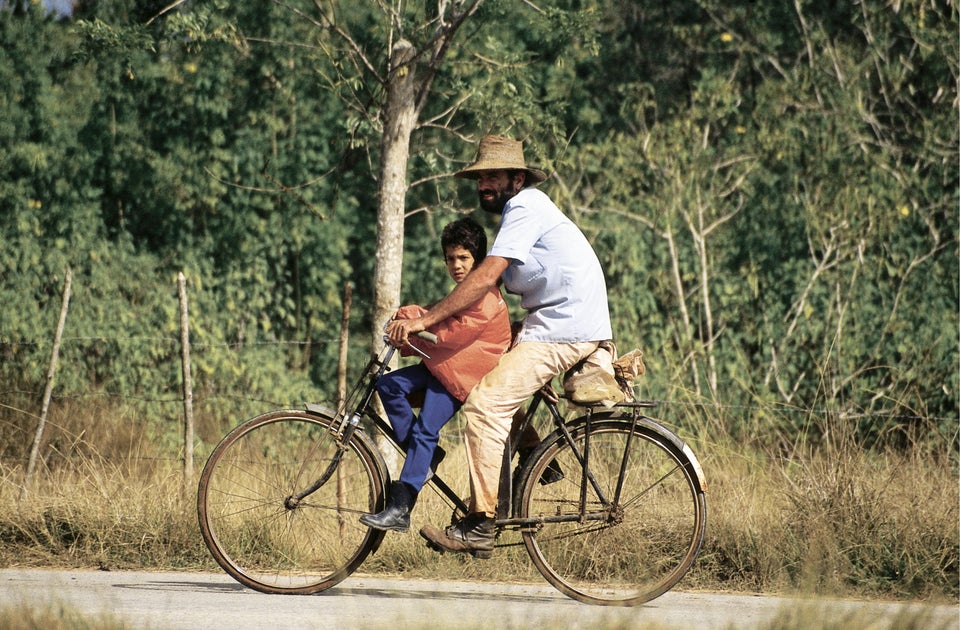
[197,409,387,594]
[516,413,706,606]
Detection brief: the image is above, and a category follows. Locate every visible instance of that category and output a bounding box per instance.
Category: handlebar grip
[416,331,438,344]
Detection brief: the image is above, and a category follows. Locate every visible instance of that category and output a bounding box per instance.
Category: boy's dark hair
[441,217,487,264]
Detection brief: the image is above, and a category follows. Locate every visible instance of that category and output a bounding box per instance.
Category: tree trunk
[372,40,418,474]
[372,39,418,348]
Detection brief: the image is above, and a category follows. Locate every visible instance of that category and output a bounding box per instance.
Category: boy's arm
[386,256,509,346]
[427,291,501,349]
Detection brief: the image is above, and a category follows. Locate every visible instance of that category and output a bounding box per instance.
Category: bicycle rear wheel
[197,409,387,594]
[517,414,706,606]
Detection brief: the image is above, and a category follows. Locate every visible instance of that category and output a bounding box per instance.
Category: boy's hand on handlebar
[386,317,426,347]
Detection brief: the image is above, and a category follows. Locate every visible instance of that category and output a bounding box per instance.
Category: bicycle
[197,328,707,606]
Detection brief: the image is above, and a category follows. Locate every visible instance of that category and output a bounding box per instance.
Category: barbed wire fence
[2,269,957,491]
[1,268,359,493]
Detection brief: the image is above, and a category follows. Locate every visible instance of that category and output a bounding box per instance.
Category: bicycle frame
[496,392,663,529]
[304,337,677,534]
[305,339,472,516]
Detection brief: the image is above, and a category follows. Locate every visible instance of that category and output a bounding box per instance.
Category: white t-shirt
[489,188,612,343]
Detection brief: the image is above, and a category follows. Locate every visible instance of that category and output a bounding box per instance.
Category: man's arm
[386,256,509,345]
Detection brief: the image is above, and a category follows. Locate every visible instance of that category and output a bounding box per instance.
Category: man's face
[476,170,524,214]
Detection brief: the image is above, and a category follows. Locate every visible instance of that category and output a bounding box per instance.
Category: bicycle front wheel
[517,415,706,606]
[197,409,387,594]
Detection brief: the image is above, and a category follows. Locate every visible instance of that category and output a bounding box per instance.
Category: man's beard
[478,189,512,214]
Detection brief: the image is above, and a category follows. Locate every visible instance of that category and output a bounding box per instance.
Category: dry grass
[0,399,956,605]
[691,432,958,602]
[756,603,958,630]
[0,602,129,629]
[0,457,209,571]
[0,599,952,630]
[0,399,210,570]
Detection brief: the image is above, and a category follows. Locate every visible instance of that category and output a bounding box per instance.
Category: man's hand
[385,256,507,347]
[386,317,426,347]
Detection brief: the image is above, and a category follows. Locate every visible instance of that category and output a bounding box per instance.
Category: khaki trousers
[461,340,598,516]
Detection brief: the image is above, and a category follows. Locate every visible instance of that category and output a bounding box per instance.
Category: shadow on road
[115,577,567,605]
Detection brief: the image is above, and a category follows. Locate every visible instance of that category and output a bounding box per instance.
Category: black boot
[360,481,417,532]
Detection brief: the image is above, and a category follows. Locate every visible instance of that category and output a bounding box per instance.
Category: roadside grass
[0,599,953,630]
[0,399,956,604]
[0,601,129,629]
[755,603,958,630]
[691,434,958,601]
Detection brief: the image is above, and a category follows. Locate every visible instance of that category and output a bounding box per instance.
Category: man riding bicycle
[386,135,612,556]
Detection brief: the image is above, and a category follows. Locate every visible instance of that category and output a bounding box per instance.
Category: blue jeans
[375,364,461,492]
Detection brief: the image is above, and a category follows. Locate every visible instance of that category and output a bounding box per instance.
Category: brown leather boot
[419,513,495,559]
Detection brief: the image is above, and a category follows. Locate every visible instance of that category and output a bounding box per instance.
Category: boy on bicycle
[360,217,512,532]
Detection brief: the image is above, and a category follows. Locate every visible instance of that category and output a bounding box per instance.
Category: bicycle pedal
[471,549,493,560]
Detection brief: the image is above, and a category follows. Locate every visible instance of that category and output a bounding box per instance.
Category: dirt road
[0,568,955,629]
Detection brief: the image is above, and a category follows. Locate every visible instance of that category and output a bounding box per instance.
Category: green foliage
[559,0,958,448]
[0,0,955,455]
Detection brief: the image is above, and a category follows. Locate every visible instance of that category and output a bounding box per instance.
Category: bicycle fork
[284,409,365,510]
[288,347,396,509]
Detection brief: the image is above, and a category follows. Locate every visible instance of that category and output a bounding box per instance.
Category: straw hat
[454,135,548,184]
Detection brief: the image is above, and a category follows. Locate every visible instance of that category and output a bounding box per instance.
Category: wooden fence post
[336,282,352,409]
[22,267,72,496]
[336,282,352,536]
[178,272,195,488]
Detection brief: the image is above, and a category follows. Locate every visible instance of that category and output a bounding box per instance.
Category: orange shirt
[397,286,511,402]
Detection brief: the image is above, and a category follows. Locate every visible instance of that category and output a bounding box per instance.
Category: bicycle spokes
[198,410,387,595]
[518,416,706,606]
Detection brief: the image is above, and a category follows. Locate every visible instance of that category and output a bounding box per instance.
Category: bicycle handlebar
[382,319,437,345]
[402,330,437,360]
[415,330,438,344]
[381,320,437,360]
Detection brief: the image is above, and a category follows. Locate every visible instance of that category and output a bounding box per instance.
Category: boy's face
[444,245,476,284]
